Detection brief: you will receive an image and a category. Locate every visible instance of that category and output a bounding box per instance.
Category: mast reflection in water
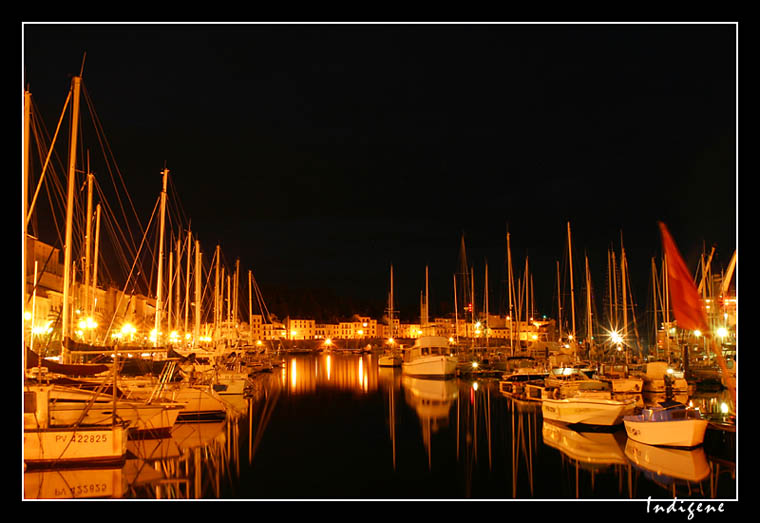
[24,353,736,500]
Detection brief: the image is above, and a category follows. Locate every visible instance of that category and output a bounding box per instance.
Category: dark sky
[22,23,737,325]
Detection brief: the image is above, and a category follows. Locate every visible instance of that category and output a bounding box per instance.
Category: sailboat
[24,73,129,467]
[379,265,402,367]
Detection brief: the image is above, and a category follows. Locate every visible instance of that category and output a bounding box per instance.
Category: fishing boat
[542,391,637,426]
[623,400,708,448]
[401,336,457,378]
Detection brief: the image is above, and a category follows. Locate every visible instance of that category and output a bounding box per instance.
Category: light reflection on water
[23,353,737,500]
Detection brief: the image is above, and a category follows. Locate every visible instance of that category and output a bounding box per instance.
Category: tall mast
[84,170,93,315]
[175,236,181,335]
[507,233,514,355]
[567,221,576,357]
[214,245,220,340]
[621,237,628,364]
[585,253,593,357]
[249,269,253,344]
[154,167,169,348]
[61,75,82,363]
[651,257,658,359]
[556,260,562,341]
[194,240,201,347]
[484,261,489,348]
[389,265,395,339]
[453,273,458,344]
[167,249,173,334]
[90,203,101,344]
[184,229,192,336]
[611,250,618,328]
[425,265,429,327]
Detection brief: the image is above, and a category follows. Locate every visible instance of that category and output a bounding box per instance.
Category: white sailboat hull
[24,425,128,467]
[542,397,636,426]
[402,356,457,378]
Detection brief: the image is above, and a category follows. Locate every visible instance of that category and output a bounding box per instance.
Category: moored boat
[623,400,708,448]
[541,391,637,426]
[401,336,457,378]
[24,385,128,468]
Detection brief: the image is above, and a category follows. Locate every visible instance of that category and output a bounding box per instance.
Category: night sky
[22,23,737,326]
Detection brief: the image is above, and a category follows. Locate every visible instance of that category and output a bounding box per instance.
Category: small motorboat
[623,400,708,448]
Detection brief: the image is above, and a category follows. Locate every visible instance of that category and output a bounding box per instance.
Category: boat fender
[553,388,560,400]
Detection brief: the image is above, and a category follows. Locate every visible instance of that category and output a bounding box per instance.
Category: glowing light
[720,402,729,414]
[448,337,455,344]
[568,334,574,341]
[387,338,395,345]
[716,327,728,338]
[472,361,479,369]
[256,340,263,346]
[694,330,702,337]
[531,334,538,341]
[666,368,674,374]
[610,331,622,344]
[358,330,364,336]
[472,382,479,391]
[324,338,332,346]
[24,311,32,321]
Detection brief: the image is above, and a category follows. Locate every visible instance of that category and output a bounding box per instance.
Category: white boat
[401,336,457,378]
[24,385,128,467]
[623,401,708,448]
[542,391,637,426]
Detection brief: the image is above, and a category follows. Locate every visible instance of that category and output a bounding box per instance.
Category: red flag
[658,222,708,332]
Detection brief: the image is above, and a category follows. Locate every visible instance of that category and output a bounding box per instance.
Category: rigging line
[92,174,140,258]
[81,84,145,245]
[26,91,72,226]
[92,179,141,281]
[102,196,160,342]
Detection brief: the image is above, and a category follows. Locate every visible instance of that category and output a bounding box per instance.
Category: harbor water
[23,353,737,500]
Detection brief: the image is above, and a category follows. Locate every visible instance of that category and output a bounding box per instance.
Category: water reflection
[26,354,735,499]
[402,375,458,469]
[279,354,378,394]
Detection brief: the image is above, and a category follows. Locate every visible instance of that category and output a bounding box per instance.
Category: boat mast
[90,203,101,344]
[175,236,181,336]
[154,167,169,348]
[84,169,93,316]
[651,257,658,360]
[507,233,514,355]
[556,260,562,342]
[567,221,576,359]
[453,272,458,344]
[621,236,628,363]
[389,264,395,339]
[194,240,201,347]
[61,75,82,364]
[485,261,489,349]
[585,252,593,358]
[249,269,253,344]
[184,229,192,337]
